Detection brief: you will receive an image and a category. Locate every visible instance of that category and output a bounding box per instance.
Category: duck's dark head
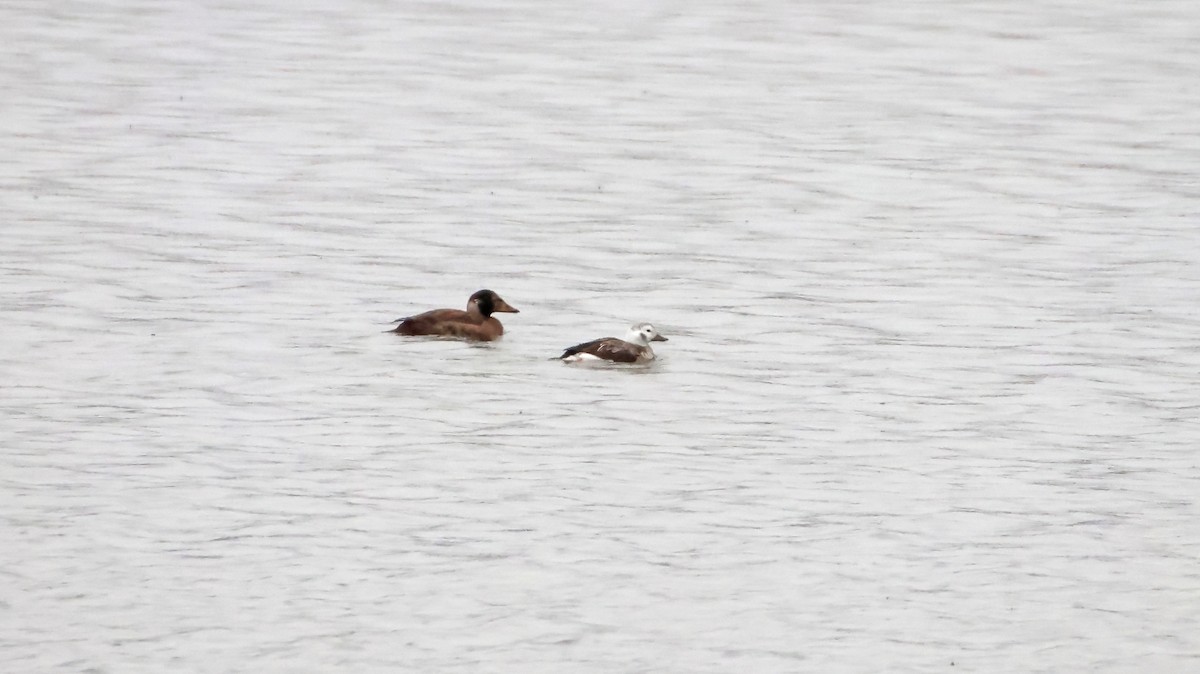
[469,289,519,317]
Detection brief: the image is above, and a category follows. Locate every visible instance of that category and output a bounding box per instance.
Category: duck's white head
[625,323,668,346]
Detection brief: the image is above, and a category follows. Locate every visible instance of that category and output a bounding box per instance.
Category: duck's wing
[391,308,474,335]
[559,337,641,362]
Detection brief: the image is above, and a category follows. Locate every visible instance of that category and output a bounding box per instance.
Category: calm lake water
[3,0,1199,671]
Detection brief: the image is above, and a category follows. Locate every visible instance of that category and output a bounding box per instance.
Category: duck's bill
[494,300,519,313]
[652,334,668,342]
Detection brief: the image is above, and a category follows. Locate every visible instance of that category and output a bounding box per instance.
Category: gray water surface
[3,0,1200,671]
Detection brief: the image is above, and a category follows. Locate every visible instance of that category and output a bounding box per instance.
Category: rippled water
[4,0,1199,671]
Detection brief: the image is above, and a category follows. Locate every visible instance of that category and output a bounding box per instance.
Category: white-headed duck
[558,323,668,363]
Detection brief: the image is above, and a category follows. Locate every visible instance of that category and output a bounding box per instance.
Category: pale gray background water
[3,0,1199,671]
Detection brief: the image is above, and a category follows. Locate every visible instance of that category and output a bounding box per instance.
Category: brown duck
[390,289,519,341]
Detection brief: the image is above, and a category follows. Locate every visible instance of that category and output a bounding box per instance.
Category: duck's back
[392,308,473,335]
[393,308,504,340]
[559,337,646,362]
